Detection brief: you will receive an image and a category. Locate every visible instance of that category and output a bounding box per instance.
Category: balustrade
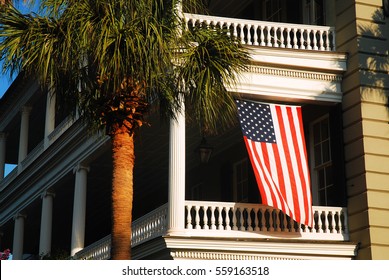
[131,204,168,247]
[74,201,349,259]
[184,13,336,51]
[185,201,348,240]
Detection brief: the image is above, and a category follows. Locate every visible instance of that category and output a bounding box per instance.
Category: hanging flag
[235,99,313,227]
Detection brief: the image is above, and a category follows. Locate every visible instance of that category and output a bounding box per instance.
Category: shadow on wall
[358,8,389,110]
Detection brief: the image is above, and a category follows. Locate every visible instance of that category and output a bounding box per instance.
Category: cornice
[132,235,357,260]
[248,46,348,73]
[163,236,358,259]
[247,65,343,82]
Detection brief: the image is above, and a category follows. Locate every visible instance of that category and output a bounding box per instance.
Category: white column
[18,106,32,166]
[39,191,55,258]
[0,132,6,179]
[12,213,26,260]
[44,90,56,148]
[167,98,186,235]
[70,164,89,256]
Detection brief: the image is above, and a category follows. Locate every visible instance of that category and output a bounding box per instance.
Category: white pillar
[18,106,32,166]
[167,99,186,235]
[44,90,56,148]
[12,213,26,260]
[0,132,6,179]
[39,191,55,258]
[70,164,89,256]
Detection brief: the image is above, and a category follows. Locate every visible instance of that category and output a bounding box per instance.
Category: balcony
[184,13,336,51]
[74,201,349,260]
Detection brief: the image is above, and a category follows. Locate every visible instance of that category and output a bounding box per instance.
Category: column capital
[20,106,32,115]
[41,190,56,199]
[13,213,27,221]
[73,164,90,174]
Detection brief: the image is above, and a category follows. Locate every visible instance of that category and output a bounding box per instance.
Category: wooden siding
[336,0,389,259]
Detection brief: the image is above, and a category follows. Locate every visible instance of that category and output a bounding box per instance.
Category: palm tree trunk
[110,128,134,260]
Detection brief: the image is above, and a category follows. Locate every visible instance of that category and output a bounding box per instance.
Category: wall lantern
[384,0,389,17]
[196,137,213,164]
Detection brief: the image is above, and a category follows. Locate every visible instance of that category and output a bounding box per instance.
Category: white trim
[165,237,357,260]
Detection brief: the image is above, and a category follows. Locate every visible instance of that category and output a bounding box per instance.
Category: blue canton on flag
[237,101,276,143]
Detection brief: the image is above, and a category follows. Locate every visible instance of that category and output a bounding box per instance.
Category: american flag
[236,99,313,227]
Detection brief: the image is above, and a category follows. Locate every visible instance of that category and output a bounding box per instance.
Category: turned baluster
[260,26,265,46]
[279,27,285,48]
[246,24,252,45]
[273,27,279,47]
[210,206,216,230]
[202,206,208,229]
[253,25,259,46]
[225,207,231,230]
[300,28,306,50]
[266,26,272,47]
[319,30,325,51]
[286,27,292,48]
[194,205,200,229]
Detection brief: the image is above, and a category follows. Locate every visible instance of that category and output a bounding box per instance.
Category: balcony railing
[185,201,348,241]
[74,201,349,260]
[184,13,336,51]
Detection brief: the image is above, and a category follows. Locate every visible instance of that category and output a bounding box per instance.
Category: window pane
[318,169,325,189]
[314,145,322,166]
[313,122,321,143]
[321,118,329,139]
[322,140,330,163]
[325,166,333,186]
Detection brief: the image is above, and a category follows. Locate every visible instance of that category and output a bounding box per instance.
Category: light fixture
[384,0,389,17]
[196,137,213,164]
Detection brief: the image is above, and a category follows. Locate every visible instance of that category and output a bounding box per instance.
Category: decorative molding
[164,237,358,259]
[171,250,301,260]
[247,65,342,82]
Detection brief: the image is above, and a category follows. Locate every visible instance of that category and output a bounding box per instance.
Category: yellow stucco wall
[336,0,389,259]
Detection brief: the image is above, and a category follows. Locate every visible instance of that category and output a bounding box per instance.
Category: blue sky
[0,2,39,98]
[0,75,13,98]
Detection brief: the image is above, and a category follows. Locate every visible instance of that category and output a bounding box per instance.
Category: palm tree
[0,0,249,259]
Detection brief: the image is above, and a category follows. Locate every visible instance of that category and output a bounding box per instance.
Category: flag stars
[235,100,277,143]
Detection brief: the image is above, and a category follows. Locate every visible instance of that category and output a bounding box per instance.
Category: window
[304,0,325,25]
[310,115,334,205]
[264,0,284,22]
[233,158,249,202]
